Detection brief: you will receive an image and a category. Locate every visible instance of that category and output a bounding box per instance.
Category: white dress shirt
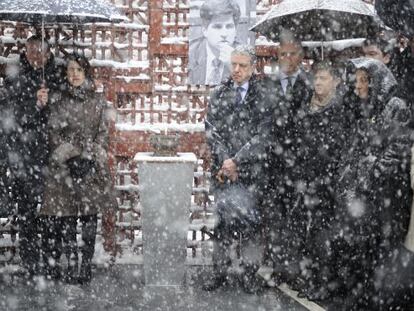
[280,70,300,94]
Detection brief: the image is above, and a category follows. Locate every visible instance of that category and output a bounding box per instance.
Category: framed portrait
[189,0,256,85]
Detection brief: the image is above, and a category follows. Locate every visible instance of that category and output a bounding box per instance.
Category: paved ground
[0,265,321,311]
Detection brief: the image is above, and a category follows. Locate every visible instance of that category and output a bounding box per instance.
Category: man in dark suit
[189,0,241,85]
[203,45,273,293]
[262,30,313,288]
[3,34,64,277]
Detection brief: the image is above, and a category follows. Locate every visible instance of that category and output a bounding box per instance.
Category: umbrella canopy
[251,0,377,42]
[302,38,366,51]
[375,0,414,37]
[0,0,128,24]
[0,0,128,80]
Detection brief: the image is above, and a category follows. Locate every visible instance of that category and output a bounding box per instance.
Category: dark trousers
[39,216,78,279]
[264,184,307,279]
[79,215,98,281]
[38,214,98,281]
[212,183,261,275]
[12,179,42,275]
[18,208,39,274]
[213,220,262,273]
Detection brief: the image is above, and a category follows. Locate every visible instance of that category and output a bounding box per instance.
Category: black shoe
[202,275,227,291]
[297,283,319,299]
[241,273,266,294]
[43,265,61,281]
[265,270,287,287]
[288,277,307,292]
[297,289,308,299]
[305,286,331,302]
[63,267,78,284]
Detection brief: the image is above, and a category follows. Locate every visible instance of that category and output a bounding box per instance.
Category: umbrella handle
[41,15,45,83]
[321,41,324,60]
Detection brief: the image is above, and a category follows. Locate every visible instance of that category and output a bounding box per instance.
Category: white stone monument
[135,152,196,290]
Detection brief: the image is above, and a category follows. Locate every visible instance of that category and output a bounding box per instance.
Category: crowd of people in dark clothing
[204,2,414,309]
[1,0,414,309]
[0,35,116,285]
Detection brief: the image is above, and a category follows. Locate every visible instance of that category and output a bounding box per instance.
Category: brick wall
[0,0,283,261]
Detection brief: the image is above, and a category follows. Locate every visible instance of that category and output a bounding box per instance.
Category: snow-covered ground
[0,264,323,311]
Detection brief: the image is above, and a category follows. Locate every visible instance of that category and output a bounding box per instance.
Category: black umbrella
[215,183,260,234]
[0,0,128,80]
[251,0,378,43]
[0,0,127,24]
[375,0,414,37]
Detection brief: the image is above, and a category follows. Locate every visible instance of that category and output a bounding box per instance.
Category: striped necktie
[285,76,293,97]
[235,86,244,106]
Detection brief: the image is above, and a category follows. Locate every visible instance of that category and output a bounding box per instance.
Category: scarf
[309,89,336,112]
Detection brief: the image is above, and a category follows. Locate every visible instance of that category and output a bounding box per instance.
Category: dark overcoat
[316,58,412,303]
[206,74,274,191]
[296,92,348,247]
[261,70,313,266]
[4,53,64,197]
[40,80,117,216]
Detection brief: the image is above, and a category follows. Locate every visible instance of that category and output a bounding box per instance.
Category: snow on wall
[0,0,239,135]
[0,0,278,262]
[116,122,205,132]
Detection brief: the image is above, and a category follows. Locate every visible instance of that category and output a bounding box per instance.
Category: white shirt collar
[280,70,300,94]
[233,80,249,102]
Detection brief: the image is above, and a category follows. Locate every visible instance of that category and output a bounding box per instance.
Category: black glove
[66,156,95,179]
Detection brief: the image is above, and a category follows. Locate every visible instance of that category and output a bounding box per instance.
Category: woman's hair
[343,65,372,120]
[346,63,371,94]
[65,53,95,89]
[26,34,51,52]
[312,60,342,79]
[355,67,370,81]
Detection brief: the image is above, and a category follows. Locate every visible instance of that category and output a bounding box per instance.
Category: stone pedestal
[135,152,196,288]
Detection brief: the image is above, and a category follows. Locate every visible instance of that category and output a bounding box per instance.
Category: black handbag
[214,183,260,233]
[66,156,95,179]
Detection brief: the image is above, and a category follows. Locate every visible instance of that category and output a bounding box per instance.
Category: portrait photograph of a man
[189,0,256,85]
